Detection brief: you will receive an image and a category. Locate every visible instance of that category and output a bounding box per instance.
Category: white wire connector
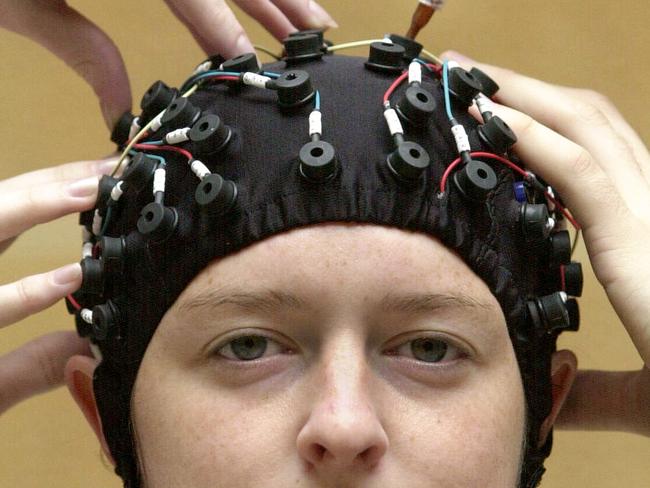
[92,209,103,236]
[110,180,124,202]
[190,159,211,180]
[150,112,164,132]
[451,124,471,153]
[242,72,271,89]
[192,60,213,76]
[164,127,191,145]
[82,241,93,259]
[408,61,422,85]
[128,117,141,140]
[153,168,166,195]
[80,308,93,324]
[383,107,404,136]
[475,94,495,114]
[309,110,322,137]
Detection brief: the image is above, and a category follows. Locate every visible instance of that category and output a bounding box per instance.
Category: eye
[216,334,287,361]
[386,336,466,364]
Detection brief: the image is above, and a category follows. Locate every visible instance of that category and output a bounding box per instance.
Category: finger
[268,0,338,30]
[1,0,131,128]
[0,263,82,328]
[0,331,91,415]
[164,0,257,58]
[441,52,650,216]
[0,156,117,195]
[0,176,99,243]
[555,368,650,437]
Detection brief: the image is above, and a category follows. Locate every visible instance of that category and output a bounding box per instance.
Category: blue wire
[139,140,164,145]
[263,71,281,78]
[128,150,167,166]
[442,60,454,122]
[314,90,321,111]
[181,70,243,91]
[414,58,435,72]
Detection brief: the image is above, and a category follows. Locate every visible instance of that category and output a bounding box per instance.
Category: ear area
[537,349,578,448]
[64,355,116,467]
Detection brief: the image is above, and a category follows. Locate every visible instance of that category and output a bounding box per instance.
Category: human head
[63,47,580,486]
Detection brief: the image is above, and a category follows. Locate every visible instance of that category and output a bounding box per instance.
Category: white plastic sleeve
[190,159,211,180]
[309,111,322,136]
[81,308,94,324]
[82,242,94,259]
[451,124,471,153]
[153,168,166,194]
[110,180,124,202]
[128,117,141,140]
[150,112,164,132]
[447,60,460,70]
[242,72,271,88]
[92,209,102,236]
[475,94,495,113]
[192,60,212,76]
[408,61,422,85]
[383,108,404,136]
[165,127,191,144]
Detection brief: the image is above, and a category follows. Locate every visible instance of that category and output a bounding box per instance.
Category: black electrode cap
[194,173,238,216]
[521,203,553,241]
[453,159,498,201]
[80,257,104,295]
[289,29,325,46]
[448,67,483,108]
[365,41,406,73]
[283,33,324,63]
[121,153,158,193]
[92,300,121,342]
[388,34,423,59]
[387,141,431,182]
[534,292,571,333]
[478,116,517,154]
[160,97,202,129]
[221,52,260,73]
[111,111,135,146]
[566,298,580,331]
[469,67,499,98]
[272,70,315,108]
[98,235,126,274]
[79,209,95,229]
[562,262,584,297]
[195,54,225,72]
[140,81,177,124]
[189,113,232,154]
[299,140,338,182]
[75,313,93,338]
[137,202,178,242]
[549,230,572,266]
[395,85,436,126]
[97,175,119,213]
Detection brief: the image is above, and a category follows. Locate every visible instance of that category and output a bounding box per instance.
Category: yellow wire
[421,48,443,65]
[326,39,386,52]
[109,84,199,178]
[254,44,281,60]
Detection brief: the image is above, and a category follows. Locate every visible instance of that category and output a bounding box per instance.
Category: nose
[296,342,389,473]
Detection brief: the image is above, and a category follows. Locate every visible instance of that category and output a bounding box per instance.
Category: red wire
[438,151,581,230]
[383,70,409,104]
[134,144,194,161]
[560,265,566,291]
[67,293,82,311]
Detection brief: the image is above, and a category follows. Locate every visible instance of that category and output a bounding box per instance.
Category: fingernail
[52,263,81,286]
[308,0,338,28]
[67,176,99,198]
[442,50,473,62]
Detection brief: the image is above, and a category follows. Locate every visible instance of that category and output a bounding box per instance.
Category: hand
[0,157,116,415]
[0,0,337,129]
[441,50,650,437]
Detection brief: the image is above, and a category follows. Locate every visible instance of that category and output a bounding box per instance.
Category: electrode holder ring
[188,114,233,154]
[386,141,431,183]
[194,173,238,216]
[299,140,338,182]
[453,159,498,201]
[283,33,325,64]
[395,85,436,126]
[271,70,315,108]
[137,202,179,243]
[365,41,406,73]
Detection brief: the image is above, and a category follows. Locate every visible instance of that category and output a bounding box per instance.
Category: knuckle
[15,275,39,313]
[570,97,610,127]
[570,147,597,178]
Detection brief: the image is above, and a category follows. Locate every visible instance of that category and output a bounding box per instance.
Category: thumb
[1,0,132,130]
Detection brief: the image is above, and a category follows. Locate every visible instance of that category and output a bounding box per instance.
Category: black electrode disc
[194,173,238,216]
[453,160,498,201]
[395,85,436,126]
[386,142,431,182]
[365,41,406,73]
[299,140,338,182]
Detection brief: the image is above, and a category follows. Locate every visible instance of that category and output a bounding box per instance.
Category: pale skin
[0,32,648,486]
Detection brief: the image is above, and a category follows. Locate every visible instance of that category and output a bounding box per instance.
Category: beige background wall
[1,0,648,486]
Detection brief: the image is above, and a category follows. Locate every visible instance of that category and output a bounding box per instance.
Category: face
[131,222,526,488]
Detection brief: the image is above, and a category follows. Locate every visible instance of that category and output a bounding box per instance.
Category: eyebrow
[177,286,493,317]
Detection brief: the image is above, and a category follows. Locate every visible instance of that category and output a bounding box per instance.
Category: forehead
[176,222,499,313]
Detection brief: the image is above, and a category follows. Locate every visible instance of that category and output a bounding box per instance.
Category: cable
[254,44,281,60]
[133,144,194,161]
[327,39,386,52]
[263,71,281,78]
[99,206,112,237]
[314,90,321,110]
[421,48,443,65]
[442,60,454,121]
[571,228,581,257]
[438,151,581,230]
[66,293,82,311]
[383,70,409,104]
